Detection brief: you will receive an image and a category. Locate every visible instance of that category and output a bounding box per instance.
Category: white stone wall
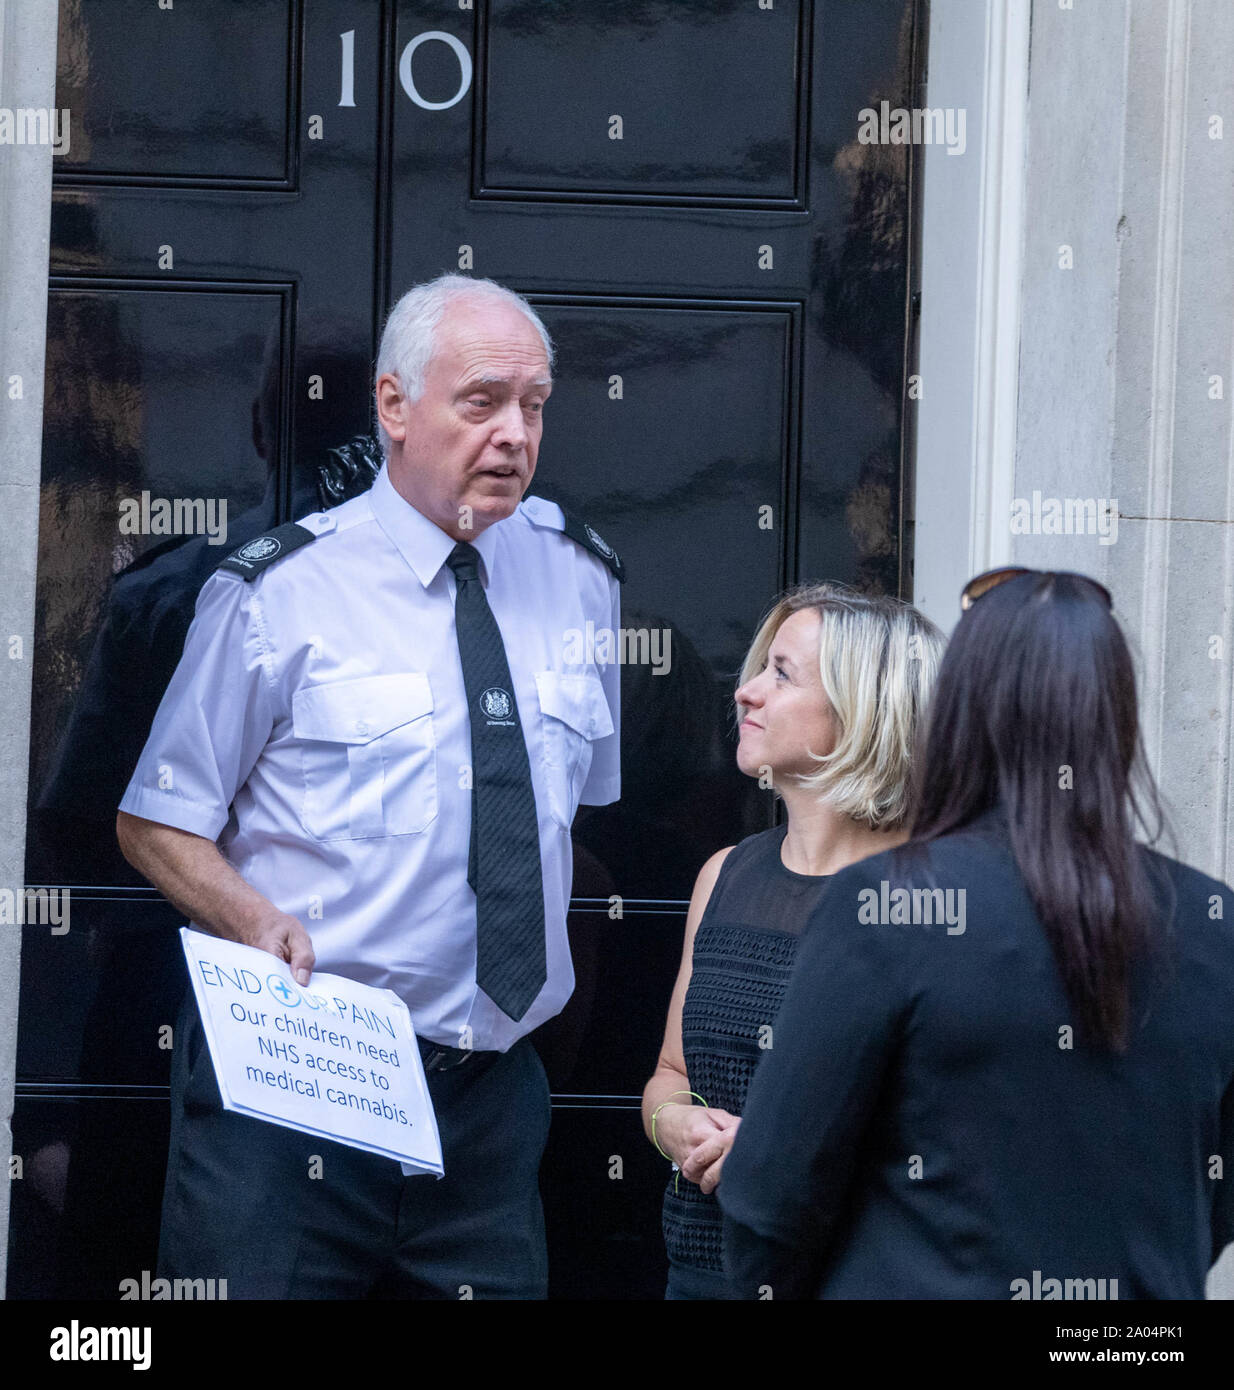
[0,0,59,1297]
[1009,0,1234,1296]
[1013,0,1233,885]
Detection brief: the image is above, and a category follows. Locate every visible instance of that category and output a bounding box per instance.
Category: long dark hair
[910,572,1169,1051]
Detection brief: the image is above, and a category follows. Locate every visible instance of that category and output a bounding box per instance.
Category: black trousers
[156,991,552,1299]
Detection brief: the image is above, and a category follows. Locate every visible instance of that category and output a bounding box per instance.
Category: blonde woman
[642,583,944,1300]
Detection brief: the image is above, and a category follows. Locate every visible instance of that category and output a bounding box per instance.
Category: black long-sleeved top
[718,809,1234,1299]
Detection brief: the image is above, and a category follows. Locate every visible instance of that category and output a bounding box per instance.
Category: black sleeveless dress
[661,823,832,1299]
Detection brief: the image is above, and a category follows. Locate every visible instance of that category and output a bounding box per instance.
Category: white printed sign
[180,928,443,1176]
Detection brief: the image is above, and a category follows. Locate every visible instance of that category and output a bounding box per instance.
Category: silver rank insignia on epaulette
[216,521,319,580]
[556,507,625,583]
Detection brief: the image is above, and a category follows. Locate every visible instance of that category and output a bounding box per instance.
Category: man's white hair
[374,274,555,457]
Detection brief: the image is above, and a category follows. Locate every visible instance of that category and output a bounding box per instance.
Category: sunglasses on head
[960,566,1113,612]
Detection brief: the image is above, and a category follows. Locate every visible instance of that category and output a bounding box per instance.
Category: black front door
[13,0,921,1299]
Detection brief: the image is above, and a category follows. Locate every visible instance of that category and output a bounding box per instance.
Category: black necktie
[444,541,546,1021]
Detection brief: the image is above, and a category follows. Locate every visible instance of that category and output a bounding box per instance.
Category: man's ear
[374,372,407,445]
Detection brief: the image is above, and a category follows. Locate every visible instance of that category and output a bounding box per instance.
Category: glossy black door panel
[8,1097,171,1300]
[538,1104,670,1300]
[480,0,803,203]
[533,301,791,672]
[40,282,284,567]
[57,0,297,184]
[28,283,287,888]
[525,300,795,894]
[536,908,689,1098]
[16,897,187,1087]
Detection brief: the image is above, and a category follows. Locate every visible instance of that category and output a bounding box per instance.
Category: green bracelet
[651,1089,709,1194]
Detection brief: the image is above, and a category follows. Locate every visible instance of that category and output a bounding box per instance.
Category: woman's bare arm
[641,845,735,1166]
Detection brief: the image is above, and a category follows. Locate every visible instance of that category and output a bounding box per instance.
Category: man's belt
[417,1037,491,1072]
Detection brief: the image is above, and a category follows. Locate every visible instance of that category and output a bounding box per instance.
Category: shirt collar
[369,461,504,589]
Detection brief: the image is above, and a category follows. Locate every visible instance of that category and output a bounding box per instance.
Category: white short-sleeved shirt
[119,462,622,1051]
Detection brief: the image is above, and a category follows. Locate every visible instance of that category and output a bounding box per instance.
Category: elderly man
[116,274,623,1299]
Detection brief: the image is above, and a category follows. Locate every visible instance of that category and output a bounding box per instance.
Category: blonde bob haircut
[736,582,945,830]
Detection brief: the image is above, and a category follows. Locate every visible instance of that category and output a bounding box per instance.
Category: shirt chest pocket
[535,671,614,829]
[291,673,437,840]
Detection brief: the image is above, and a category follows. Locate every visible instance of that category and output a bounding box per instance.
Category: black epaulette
[216,522,319,580]
[557,506,625,583]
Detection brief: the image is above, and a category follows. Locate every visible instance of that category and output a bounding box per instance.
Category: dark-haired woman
[719,568,1234,1299]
